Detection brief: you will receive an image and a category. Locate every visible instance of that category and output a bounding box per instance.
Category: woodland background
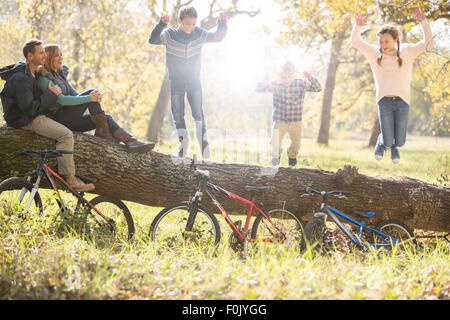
[0,0,448,148]
[0,0,449,301]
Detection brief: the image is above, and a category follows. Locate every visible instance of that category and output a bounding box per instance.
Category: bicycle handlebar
[298,187,352,197]
[15,150,73,158]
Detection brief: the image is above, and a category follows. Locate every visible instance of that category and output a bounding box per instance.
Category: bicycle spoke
[251,205,304,250]
[0,178,42,216]
[150,202,220,251]
[374,220,416,251]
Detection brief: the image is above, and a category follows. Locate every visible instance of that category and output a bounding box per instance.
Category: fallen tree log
[0,125,449,232]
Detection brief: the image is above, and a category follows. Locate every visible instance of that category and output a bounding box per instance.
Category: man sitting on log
[0,38,95,192]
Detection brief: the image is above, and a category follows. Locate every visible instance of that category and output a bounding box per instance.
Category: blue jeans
[377,96,409,148]
[170,84,207,143]
[51,89,120,133]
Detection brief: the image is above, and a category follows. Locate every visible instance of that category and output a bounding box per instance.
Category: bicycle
[0,150,135,240]
[149,157,304,254]
[299,187,415,253]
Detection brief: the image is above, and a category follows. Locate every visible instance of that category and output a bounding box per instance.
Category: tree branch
[200,0,260,30]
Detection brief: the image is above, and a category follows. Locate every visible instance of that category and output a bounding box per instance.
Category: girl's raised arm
[350,13,378,60]
[405,8,433,59]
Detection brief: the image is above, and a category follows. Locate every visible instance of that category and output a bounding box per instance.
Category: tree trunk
[145,72,171,143]
[0,126,448,233]
[70,29,82,84]
[368,117,381,148]
[317,33,345,145]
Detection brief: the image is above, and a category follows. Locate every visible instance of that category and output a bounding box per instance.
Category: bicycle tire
[374,219,416,250]
[149,201,221,250]
[301,217,326,254]
[0,177,43,215]
[86,195,135,240]
[251,204,304,249]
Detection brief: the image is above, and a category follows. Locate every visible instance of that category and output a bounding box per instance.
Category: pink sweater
[351,20,432,104]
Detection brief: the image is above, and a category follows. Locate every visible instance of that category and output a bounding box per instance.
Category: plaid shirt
[256,77,322,122]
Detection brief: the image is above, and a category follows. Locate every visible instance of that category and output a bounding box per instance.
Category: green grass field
[158,134,449,184]
[0,136,449,300]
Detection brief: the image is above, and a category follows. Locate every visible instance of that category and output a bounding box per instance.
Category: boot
[65,174,95,193]
[90,112,117,142]
[113,128,155,153]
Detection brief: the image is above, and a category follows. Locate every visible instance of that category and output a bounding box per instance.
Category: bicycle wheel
[301,217,326,254]
[0,177,43,216]
[149,201,221,250]
[79,195,135,241]
[251,205,304,249]
[373,219,416,250]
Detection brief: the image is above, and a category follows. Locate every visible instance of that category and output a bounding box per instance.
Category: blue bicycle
[299,187,415,253]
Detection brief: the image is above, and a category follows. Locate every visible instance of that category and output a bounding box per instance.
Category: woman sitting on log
[36,43,154,152]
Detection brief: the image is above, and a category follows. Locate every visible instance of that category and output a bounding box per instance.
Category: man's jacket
[0,61,57,128]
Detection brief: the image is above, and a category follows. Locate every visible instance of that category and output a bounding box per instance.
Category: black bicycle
[299,187,416,253]
[0,150,135,240]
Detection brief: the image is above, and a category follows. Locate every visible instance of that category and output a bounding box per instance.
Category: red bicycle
[0,150,134,240]
[149,158,304,253]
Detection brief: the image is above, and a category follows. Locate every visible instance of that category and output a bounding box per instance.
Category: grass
[0,135,449,300]
[159,134,449,185]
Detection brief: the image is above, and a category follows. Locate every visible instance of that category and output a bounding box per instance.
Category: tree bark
[317,33,345,145]
[0,125,448,233]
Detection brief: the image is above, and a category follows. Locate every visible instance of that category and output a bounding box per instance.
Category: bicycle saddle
[352,210,375,218]
[244,186,270,192]
[16,149,73,157]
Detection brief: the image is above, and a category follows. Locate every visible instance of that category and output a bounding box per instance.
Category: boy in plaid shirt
[256,61,322,168]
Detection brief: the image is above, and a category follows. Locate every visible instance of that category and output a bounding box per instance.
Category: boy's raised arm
[148,15,169,45]
[304,72,322,92]
[206,12,228,43]
[255,81,275,93]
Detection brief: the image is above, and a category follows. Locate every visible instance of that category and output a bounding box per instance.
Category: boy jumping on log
[256,61,322,169]
[149,6,228,158]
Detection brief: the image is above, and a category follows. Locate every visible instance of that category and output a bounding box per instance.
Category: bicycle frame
[187,179,286,243]
[20,158,111,224]
[319,204,398,247]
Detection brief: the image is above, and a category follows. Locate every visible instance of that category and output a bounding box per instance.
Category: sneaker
[374,137,386,161]
[391,146,400,164]
[288,157,297,169]
[271,157,280,167]
[201,140,210,159]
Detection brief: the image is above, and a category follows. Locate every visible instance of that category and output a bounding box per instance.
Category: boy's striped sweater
[149,20,227,88]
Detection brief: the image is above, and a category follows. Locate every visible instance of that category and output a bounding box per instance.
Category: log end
[334,164,359,187]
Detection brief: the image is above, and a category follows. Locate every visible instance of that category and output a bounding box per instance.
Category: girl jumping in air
[351,8,432,163]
